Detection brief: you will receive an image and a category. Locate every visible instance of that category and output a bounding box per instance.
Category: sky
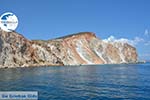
[0,0,150,60]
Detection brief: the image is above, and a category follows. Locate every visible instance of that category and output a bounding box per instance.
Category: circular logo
[0,12,18,32]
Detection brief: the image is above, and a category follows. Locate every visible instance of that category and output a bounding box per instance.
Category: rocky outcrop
[0,30,63,68]
[0,30,137,68]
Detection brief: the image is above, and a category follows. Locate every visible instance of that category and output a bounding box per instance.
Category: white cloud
[103,36,144,46]
[144,29,149,36]
[133,37,144,45]
[139,53,150,59]
[139,54,150,60]
[144,41,150,46]
[144,29,150,37]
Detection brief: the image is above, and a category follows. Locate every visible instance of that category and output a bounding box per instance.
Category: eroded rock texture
[0,30,137,68]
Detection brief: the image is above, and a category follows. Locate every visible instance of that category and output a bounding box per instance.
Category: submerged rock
[0,30,137,68]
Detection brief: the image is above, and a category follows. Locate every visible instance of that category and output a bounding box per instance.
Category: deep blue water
[0,63,150,100]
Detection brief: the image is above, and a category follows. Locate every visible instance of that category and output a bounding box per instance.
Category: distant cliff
[0,30,137,68]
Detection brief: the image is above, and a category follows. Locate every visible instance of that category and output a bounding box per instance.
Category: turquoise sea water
[0,63,150,100]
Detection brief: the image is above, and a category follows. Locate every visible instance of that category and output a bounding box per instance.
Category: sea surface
[0,63,150,100]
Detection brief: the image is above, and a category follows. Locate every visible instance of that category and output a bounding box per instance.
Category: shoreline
[0,62,146,69]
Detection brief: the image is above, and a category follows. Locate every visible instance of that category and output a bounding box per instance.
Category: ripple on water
[0,64,150,99]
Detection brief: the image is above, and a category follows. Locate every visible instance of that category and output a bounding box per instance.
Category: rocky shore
[0,30,137,68]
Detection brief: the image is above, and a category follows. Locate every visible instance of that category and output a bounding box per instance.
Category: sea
[0,63,150,100]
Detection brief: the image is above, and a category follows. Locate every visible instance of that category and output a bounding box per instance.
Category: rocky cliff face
[0,30,63,68]
[0,30,137,68]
